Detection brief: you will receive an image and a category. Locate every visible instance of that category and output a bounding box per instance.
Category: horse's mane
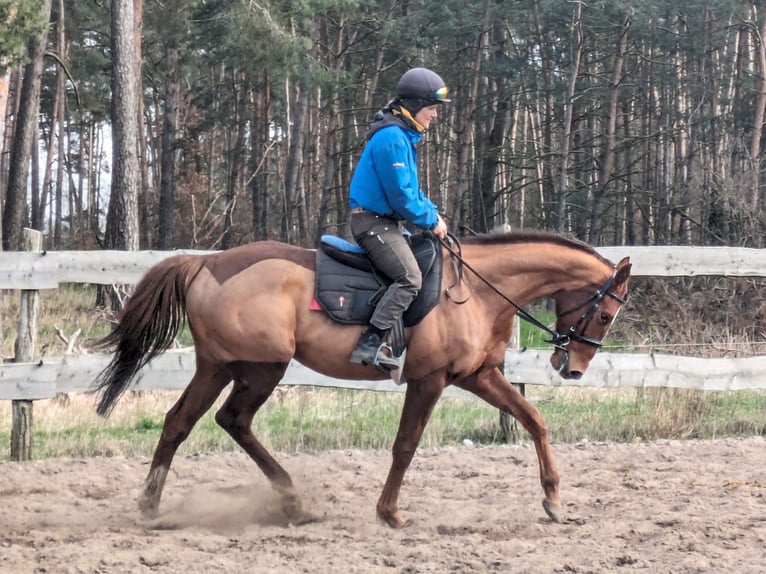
[459,230,612,265]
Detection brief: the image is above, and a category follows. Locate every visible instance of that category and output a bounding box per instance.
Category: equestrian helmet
[395,68,450,113]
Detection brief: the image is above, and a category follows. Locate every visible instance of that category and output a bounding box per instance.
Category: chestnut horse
[93,231,631,528]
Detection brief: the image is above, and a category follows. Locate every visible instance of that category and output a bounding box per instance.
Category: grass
[0,388,499,459]
[2,283,766,461]
[2,384,766,461]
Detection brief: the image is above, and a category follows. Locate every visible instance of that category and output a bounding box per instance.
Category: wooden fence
[3,241,766,398]
[3,236,766,457]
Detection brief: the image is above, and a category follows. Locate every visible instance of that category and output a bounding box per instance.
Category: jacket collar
[366,104,424,141]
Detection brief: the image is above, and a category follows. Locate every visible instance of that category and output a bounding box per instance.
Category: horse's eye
[599,312,611,325]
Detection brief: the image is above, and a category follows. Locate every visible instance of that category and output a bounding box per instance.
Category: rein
[438,233,626,351]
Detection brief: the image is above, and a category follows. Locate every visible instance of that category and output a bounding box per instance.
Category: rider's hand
[432,215,448,240]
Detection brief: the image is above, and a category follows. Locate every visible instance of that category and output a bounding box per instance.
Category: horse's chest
[446,336,506,377]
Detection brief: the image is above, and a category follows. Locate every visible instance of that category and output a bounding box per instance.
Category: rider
[348,67,450,368]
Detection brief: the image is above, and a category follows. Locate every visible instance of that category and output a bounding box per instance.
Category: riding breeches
[350,211,422,331]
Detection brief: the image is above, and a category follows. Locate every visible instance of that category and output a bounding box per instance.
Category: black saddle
[314,233,443,327]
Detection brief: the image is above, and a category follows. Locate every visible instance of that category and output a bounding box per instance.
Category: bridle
[438,234,627,353]
[546,272,627,350]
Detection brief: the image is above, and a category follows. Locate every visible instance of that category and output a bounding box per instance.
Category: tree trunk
[531,0,556,229]
[461,14,487,231]
[556,1,583,233]
[749,3,766,212]
[589,10,630,244]
[250,77,271,240]
[105,0,141,253]
[223,77,246,249]
[0,66,10,182]
[100,0,141,309]
[54,38,66,246]
[2,0,53,251]
[158,42,180,249]
[282,20,318,245]
[37,79,58,233]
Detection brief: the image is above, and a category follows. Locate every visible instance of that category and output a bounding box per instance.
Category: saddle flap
[314,250,383,323]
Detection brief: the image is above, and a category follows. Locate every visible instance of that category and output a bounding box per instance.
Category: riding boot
[350,326,406,375]
[349,326,387,366]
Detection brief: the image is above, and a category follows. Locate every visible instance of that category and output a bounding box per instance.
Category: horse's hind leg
[139,358,231,519]
[213,361,308,523]
[457,367,562,522]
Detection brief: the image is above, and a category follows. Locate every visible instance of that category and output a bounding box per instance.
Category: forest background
[3,0,766,254]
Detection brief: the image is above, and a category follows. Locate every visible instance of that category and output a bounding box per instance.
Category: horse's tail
[94,254,206,417]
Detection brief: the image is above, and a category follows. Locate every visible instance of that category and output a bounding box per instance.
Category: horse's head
[549,257,631,379]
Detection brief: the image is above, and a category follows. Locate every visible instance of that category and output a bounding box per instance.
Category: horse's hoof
[542,498,563,523]
[281,495,303,520]
[378,511,406,529]
[289,511,321,526]
[279,494,320,525]
[138,498,159,520]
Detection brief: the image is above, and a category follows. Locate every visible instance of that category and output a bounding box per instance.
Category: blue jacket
[349,113,439,230]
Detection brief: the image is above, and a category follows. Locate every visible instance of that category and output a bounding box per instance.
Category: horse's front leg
[457,367,562,522]
[377,373,445,528]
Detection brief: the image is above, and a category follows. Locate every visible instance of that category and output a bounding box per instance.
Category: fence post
[500,319,524,442]
[489,224,526,443]
[10,228,42,461]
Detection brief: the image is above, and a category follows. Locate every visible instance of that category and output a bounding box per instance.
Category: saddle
[313,233,443,328]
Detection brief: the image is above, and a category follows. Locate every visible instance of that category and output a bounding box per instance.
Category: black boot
[350,327,386,366]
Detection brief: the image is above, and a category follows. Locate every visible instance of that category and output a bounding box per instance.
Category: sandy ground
[2,437,765,573]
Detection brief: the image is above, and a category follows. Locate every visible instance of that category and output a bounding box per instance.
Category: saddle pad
[314,234,443,327]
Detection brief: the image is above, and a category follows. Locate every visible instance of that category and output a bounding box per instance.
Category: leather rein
[438,233,626,351]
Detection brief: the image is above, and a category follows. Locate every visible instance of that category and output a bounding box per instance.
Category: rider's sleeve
[371,135,439,230]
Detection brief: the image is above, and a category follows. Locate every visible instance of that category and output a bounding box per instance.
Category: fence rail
[3,347,766,404]
[2,243,766,403]
[1,245,766,290]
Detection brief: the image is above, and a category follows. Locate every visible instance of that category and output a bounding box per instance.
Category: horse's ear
[615,257,631,285]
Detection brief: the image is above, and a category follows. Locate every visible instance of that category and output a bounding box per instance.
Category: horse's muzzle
[550,350,584,380]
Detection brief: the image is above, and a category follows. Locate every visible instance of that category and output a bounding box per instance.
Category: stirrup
[379,347,407,385]
[374,344,407,384]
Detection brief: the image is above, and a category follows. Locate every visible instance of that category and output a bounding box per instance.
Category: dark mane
[459,230,612,265]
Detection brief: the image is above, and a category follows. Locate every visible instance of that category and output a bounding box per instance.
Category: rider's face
[414,105,439,130]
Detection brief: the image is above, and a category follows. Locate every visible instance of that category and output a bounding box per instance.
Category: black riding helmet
[395,67,450,115]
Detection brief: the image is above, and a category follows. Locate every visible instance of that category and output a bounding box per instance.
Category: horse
[93,230,631,528]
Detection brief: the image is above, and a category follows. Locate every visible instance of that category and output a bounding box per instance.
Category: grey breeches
[350,211,422,331]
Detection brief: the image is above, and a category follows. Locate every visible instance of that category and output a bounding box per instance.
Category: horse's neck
[464,241,611,307]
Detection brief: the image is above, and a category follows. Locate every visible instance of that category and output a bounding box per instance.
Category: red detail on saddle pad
[309,297,322,311]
